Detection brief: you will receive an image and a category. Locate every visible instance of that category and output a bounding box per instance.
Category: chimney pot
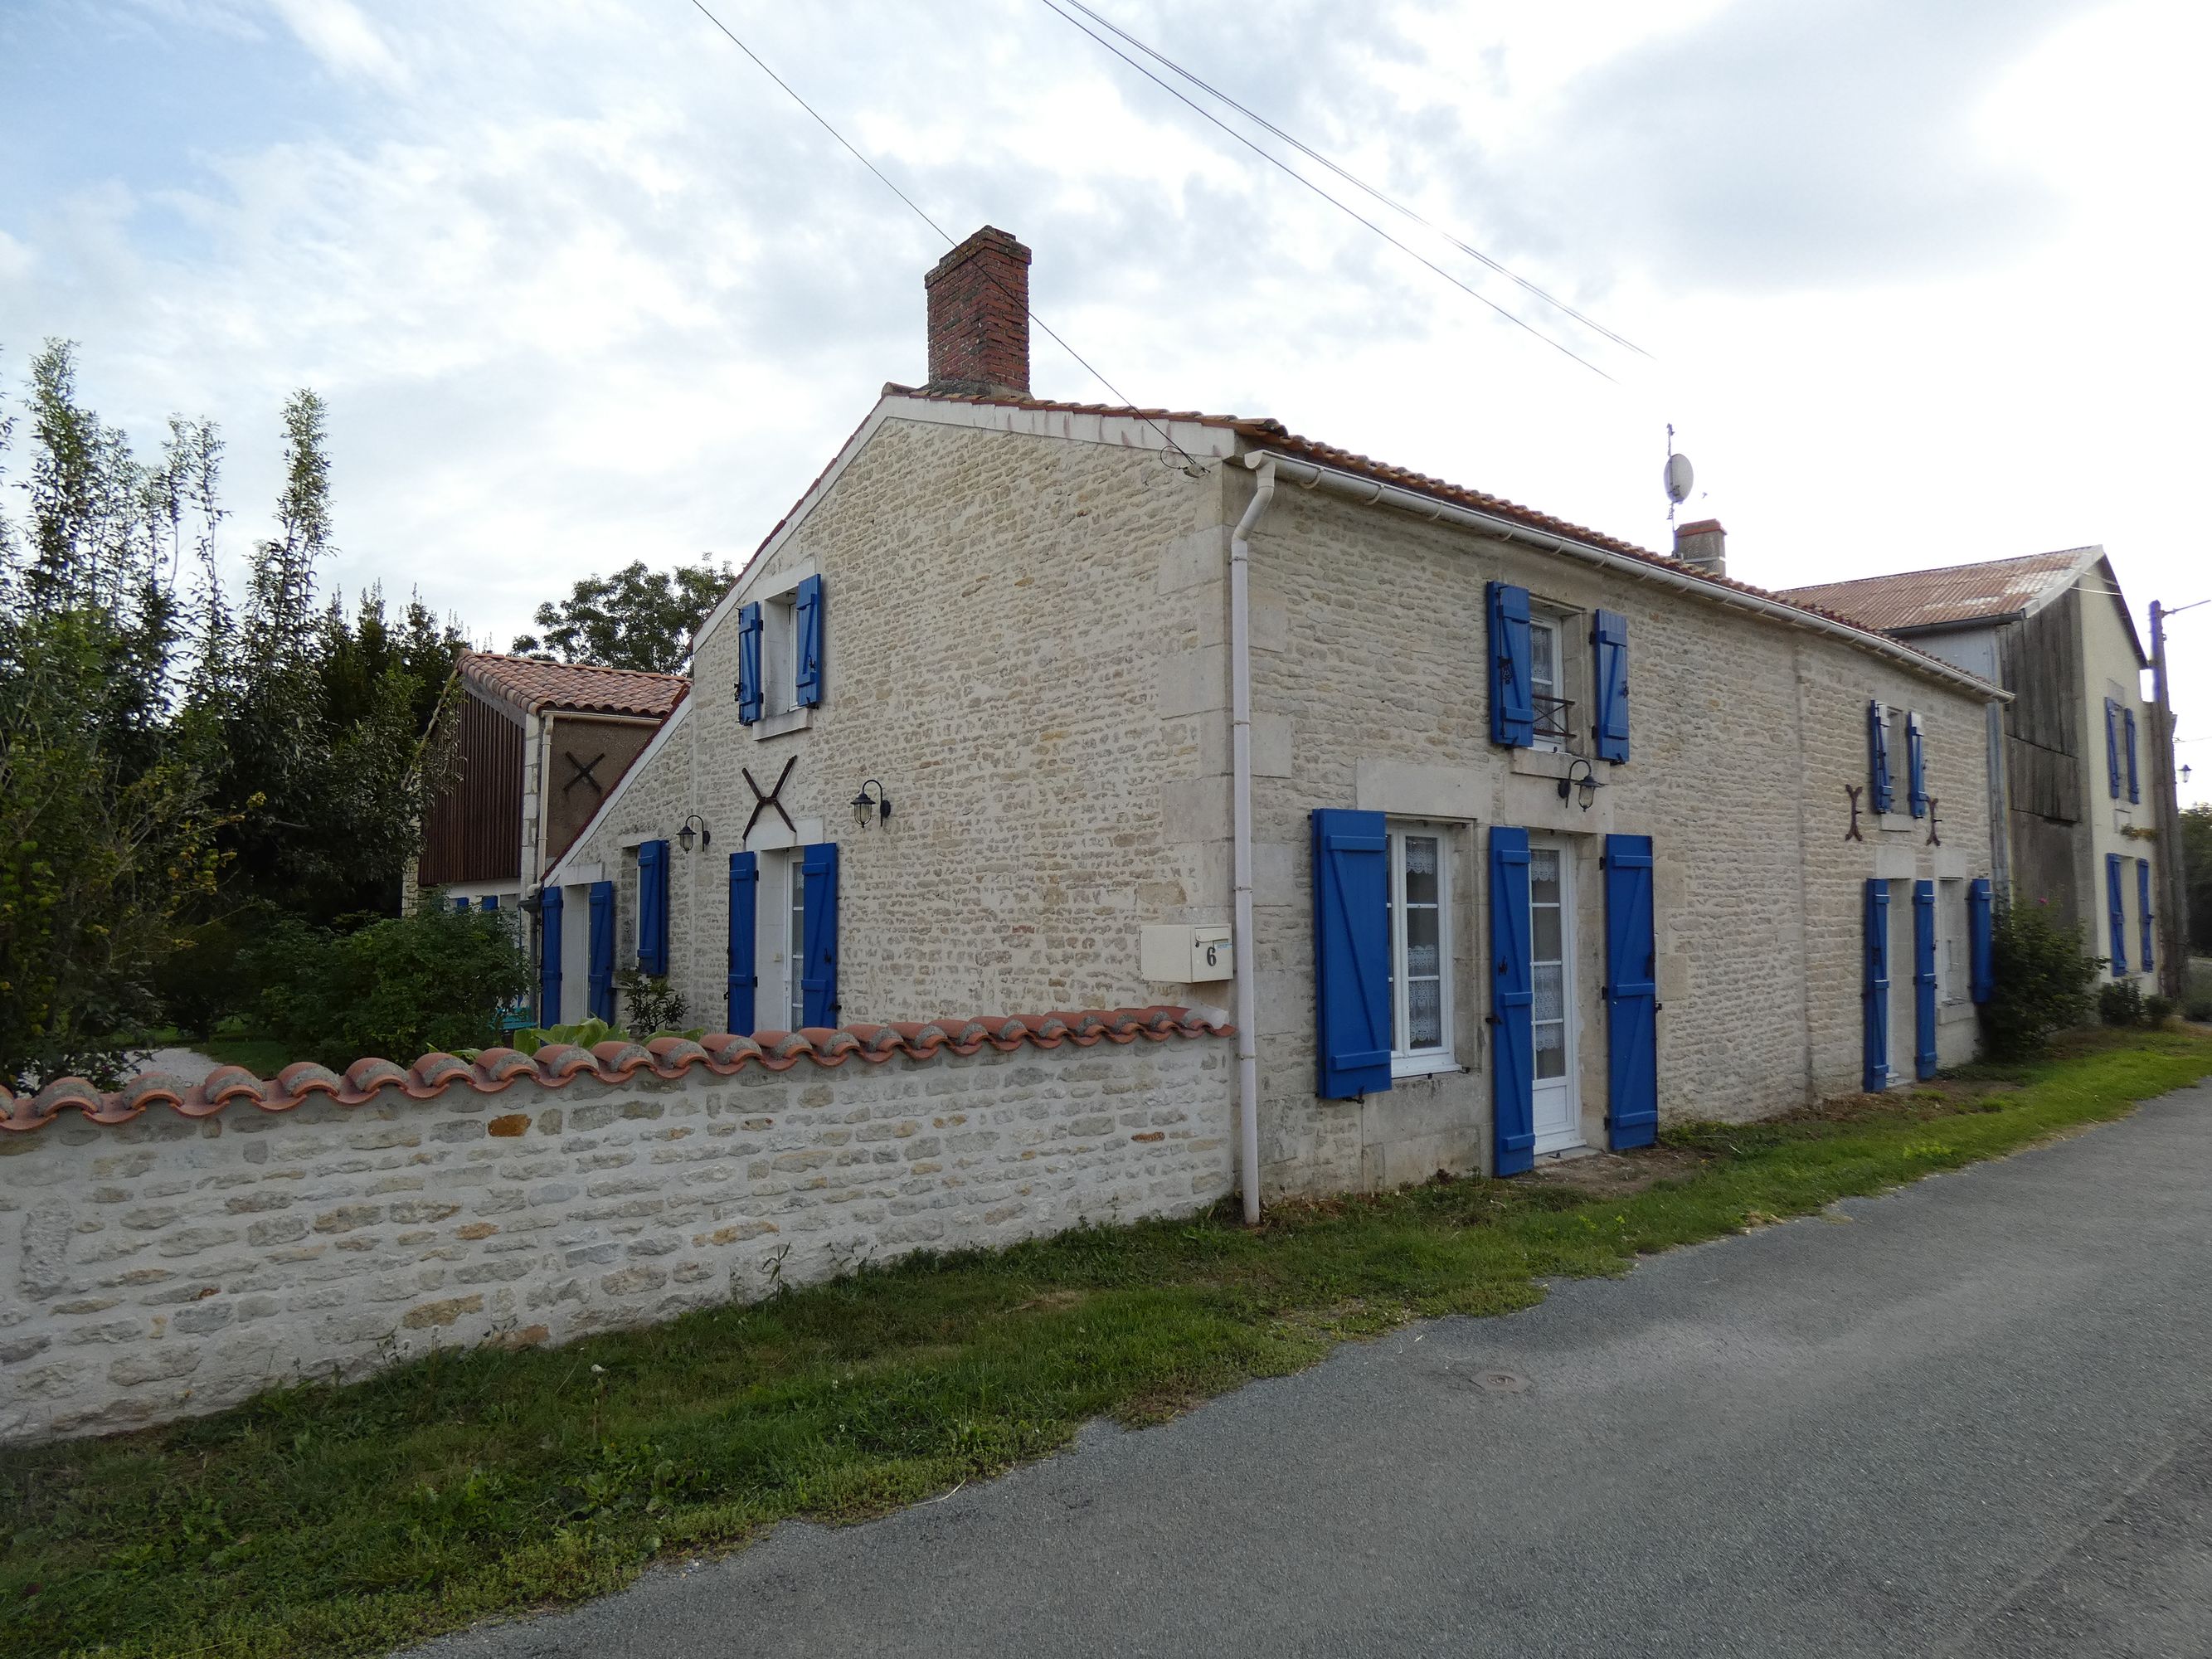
[924,226,1032,398]
[1675,518,1727,579]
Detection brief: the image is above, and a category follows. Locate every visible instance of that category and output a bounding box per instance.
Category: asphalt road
[406,1082,2212,1659]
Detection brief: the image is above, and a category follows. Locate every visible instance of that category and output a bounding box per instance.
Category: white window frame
[1385,820,1456,1077]
[785,853,807,1031]
[763,591,801,717]
[1939,878,1966,1005]
[1527,613,1564,752]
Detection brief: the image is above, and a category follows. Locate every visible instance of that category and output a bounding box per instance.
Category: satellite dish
[1665,451,1694,505]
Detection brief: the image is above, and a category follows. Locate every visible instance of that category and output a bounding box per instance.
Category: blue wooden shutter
[2124,708,2140,803]
[1906,712,1928,819]
[794,574,824,708]
[2137,858,2154,973]
[727,851,758,1035]
[1863,880,1890,1092]
[538,887,564,1025]
[2105,854,2127,972]
[1310,809,1392,1100]
[1488,582,1534,748]
[737,601,764,724]
[451,895,470,915]
[635,839,669,976]
[1602,834,1657,1151]
[587,880,616,1024]
[480,894,499,912]
[1592,610,1630,764]
[1867,701,1894,814]
[800,841,839,1027]
[1490,827,1536,1174]
[1966,877,1994,1005]
[2103,698,2121,798]
[1913,880,1938,1080]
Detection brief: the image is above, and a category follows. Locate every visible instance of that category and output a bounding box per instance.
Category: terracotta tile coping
[1,1007,1232,1133]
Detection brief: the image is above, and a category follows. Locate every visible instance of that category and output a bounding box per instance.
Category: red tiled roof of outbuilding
[458,652,688,720]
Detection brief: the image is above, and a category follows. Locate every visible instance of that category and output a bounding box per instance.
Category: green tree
[513,557,732,673]
[1,342,226,1088]
[2180,802,2212,954]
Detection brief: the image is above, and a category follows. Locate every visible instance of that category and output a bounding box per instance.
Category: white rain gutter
[1228,457,1276,1227]
[1244,451,2010,705]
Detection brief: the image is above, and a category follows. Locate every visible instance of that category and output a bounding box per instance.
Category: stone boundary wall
[0,1010,1232,1445]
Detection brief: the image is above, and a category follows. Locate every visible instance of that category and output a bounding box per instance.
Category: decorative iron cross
[563,751,607,798]
[1844,784,1865,842]
[741,756,798,842]
[1926,795,1942,847]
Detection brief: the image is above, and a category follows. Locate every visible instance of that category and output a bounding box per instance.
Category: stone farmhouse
[0,228,2033,1443]
[1783,549,2173,995]
[409,651,688,917]
[537,226,2008,1208]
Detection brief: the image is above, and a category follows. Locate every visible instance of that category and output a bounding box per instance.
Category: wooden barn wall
[2002,589,2081,825]
[417,693,523,887]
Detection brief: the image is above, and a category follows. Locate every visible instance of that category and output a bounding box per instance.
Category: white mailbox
[1140,923,1234,983]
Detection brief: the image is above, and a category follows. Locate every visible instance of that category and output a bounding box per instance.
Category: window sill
[752,706,814,741]
[1391,1053,1462,1080]
[1874,815,1918,836]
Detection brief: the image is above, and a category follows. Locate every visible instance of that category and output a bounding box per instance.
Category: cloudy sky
[4,0,2207,800]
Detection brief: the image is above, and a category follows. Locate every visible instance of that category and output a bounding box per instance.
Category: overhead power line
[1055,0,1649,361]
[685,0,1208,469]
[1037,0,1623,380]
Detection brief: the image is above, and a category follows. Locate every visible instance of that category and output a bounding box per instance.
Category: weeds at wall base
[3,1028,2208,1659]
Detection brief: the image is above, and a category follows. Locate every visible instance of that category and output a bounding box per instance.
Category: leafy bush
[1981,903,2103,1058]
[504,1016,703,1056]
[248,902,532,1070]
[2145,994,2176,1027]
[2098,979,2146,1027]
[615,971,688,1034]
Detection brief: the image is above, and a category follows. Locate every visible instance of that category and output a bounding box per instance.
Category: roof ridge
[883,386,1995,692]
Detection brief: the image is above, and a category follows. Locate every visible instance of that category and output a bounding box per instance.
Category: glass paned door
[786,859,807,1031]
[1529,843,1582,1153]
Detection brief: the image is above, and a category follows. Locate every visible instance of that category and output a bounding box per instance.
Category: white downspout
[1230,455,1276,1226]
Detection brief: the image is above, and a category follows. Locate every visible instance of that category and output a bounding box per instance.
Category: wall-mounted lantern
[1556,757,1604,811]
[851,778,892,830]
[676,813,712,853]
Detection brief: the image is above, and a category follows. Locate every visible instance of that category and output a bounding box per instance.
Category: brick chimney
[1675,518,1726,579]
[924,226,1031,397]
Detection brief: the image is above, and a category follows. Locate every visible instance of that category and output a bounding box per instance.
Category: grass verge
[6,1029,2210,1659]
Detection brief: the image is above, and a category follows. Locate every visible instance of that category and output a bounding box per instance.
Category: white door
[1529,841,1582,1154]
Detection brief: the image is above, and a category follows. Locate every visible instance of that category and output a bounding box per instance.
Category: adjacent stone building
[409,652,688,914]
[542,226,2008,1204]
[1783,548,2171,992]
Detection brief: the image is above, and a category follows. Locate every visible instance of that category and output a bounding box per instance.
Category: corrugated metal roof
[1777,549,2095,633]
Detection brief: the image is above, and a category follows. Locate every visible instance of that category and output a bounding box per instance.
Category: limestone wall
[0,1012,1232,1444]
[1238,480,2000,1193]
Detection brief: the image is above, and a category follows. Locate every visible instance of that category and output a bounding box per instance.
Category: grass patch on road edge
[6,1029,2210,1659]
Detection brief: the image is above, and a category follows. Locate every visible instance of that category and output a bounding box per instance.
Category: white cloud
[3,0,2208,800]
[263,0,406,87]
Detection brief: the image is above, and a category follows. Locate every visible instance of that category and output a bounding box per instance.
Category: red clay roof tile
[459,651,688,719]
[1,1009,1231,1132]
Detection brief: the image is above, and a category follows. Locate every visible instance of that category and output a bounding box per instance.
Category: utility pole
[2149,598,2203,1001]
